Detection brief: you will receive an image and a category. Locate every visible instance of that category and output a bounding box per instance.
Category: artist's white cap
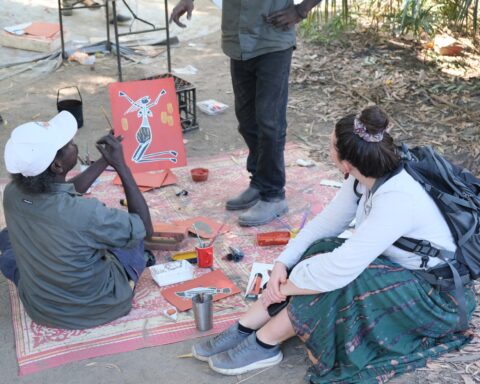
[4,111,78,177]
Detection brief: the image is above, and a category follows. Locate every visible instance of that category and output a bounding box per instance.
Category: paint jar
[192,293,213,331]
[191,168,209,182]
[196,245,213,268]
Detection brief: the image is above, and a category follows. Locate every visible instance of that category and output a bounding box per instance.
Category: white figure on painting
[119,90,178,163]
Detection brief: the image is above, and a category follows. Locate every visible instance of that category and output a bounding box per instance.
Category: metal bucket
[57,86,83,128]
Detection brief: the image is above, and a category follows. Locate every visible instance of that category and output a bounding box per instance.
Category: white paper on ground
[245,263,274,298]
[319,179,343,188]
[173,65,198,75]
[4,22,32,35]
[197,99,229,115]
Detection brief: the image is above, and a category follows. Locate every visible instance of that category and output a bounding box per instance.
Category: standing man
[171,0,322,227]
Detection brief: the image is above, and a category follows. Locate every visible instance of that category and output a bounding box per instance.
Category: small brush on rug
[5,144,339,375]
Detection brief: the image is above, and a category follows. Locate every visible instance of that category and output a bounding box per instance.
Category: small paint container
[196,245,214,268]
[191,168,209,182]
[256,231,291,246]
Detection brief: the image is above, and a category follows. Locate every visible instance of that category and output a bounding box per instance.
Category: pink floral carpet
[6,144,339,375]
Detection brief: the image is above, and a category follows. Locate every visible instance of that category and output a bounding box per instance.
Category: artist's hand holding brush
[96,133,153,238]
[69,136,113,194]
[95,133,126,170]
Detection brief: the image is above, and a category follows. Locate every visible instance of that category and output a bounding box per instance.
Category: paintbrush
[299,205,311,230]
[192,223,204,248]
[207,222,226,247]
[85,143,90,165]
[77,156,86,165]
[276,216,293,231]
[101,106,114,131]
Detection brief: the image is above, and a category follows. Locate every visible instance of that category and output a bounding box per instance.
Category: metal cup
[192,293,213,331]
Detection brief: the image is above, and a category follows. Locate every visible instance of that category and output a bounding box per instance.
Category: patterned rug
[5,144,339,375]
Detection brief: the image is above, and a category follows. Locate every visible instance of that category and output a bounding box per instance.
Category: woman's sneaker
[208,332,283,375]
[192,322,249,362]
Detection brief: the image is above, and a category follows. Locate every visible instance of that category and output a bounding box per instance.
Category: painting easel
[57,0,172,81]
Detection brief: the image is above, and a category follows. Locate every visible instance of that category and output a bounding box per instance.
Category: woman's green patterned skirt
[286,238,477,384]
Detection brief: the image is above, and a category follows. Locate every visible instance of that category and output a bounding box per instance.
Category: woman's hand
[260,262,288,308]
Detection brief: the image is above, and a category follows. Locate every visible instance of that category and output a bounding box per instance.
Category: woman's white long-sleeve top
[276,170,455,292]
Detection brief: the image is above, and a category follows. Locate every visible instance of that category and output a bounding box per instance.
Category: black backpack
[356,144,480,330]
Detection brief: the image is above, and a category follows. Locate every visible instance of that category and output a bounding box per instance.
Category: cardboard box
[149,260,194,287]
[0,24,69,53]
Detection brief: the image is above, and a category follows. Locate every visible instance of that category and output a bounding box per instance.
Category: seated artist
[0,111,154,330]
[189,106,477,382]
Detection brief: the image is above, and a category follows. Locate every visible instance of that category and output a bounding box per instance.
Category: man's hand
[266,5,303,30]
[96,133,126,171]
[170,0,194,28]
[261,262,288,307]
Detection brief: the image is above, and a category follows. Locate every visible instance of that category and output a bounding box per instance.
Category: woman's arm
[261,278,320,308]
[288,189,415,292]
[276,176,359,269]
[280,279,320,296]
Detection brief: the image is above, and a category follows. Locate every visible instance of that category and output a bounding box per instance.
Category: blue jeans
[230,48,293,201]
[0,228,146,286]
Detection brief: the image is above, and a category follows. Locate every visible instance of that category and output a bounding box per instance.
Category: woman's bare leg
[238,300,272,330]
[257,307,295,345]
[240,302,295,345]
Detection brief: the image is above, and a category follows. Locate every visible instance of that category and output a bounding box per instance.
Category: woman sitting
[191,105,476,383]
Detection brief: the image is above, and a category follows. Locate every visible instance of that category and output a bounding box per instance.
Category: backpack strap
[394,237,469,330]
[353,179,362,204]
[371,163,404,196]
[438,254,469,331]
[353,163,404,203]
[394,237,455,267]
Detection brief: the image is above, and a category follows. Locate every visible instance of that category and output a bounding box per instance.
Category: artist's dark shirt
[3,182,145,329]
[222,0,296,60]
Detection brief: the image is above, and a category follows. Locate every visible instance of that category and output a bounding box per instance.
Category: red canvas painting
[112,169,177,189]
[109,78,186,173]
[161,270,241,312]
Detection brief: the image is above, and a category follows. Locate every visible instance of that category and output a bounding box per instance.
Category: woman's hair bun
[358,106,389,135]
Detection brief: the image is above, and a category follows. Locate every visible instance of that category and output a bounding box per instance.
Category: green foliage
[299,1,355,42]
[399,0,441,34]
[299,0,479,39]
[455,0,479,33]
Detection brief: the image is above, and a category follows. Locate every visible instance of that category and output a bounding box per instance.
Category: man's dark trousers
[230,47,293,201]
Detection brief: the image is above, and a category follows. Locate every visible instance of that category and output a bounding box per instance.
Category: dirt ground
[0,0,479,383]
